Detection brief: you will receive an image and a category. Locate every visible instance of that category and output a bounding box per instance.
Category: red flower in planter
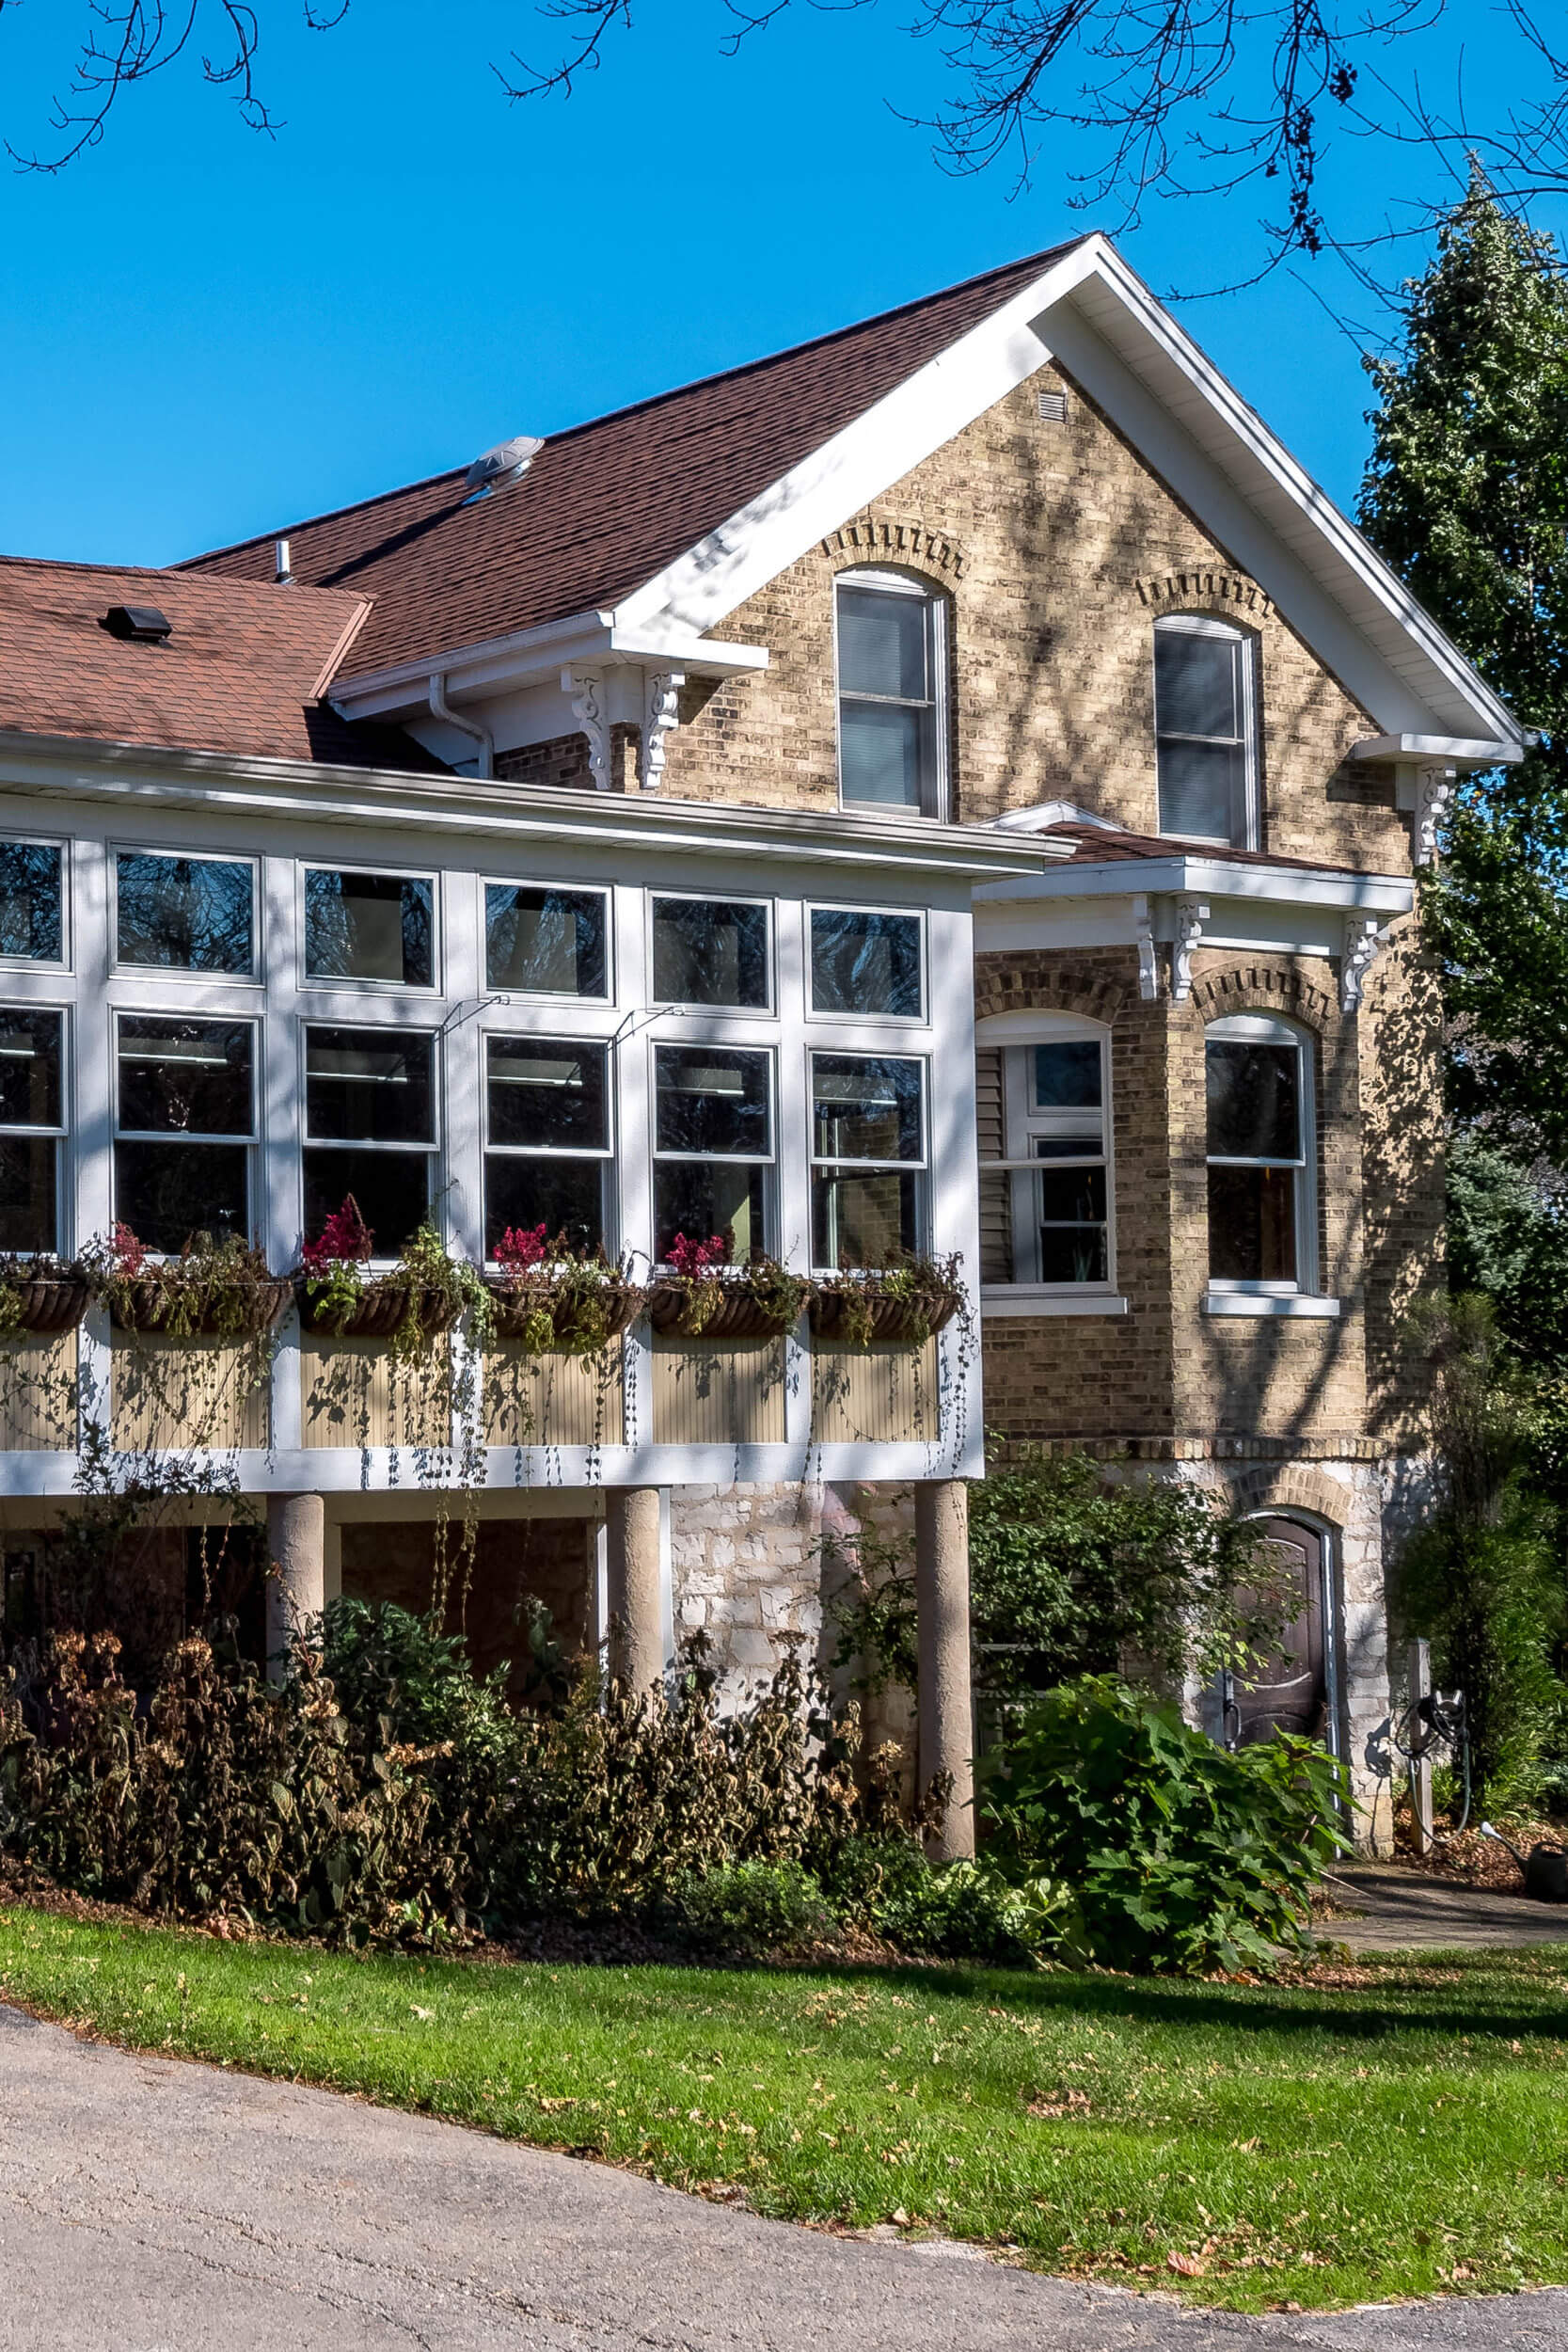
[667,1232,730,1279]
[109,1223,147,1278]
[495,1223,549,1271]
[302,1196,374,1273]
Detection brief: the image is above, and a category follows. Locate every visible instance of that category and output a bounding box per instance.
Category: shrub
[979,1676,1350,1975]
[668,1858,835,1956]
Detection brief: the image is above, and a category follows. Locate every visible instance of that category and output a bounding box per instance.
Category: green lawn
[2,1903,1566,2312]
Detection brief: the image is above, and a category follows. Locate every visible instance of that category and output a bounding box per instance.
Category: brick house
[0,236,1522,1851]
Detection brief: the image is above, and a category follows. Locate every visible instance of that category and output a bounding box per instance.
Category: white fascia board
[974,853,1414,914]
[331,609,769,723]
[1054,251,1523,750]
[610,242,1107,645]
[1350,732,1517,767]
[0,732,1054,881]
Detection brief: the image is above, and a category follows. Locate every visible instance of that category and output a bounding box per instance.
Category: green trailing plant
[487,1223,642,1356]
[832,1443,1279,1703]
[978,1676,1351,1976]
[80,1225,287,1340]
[649,1232,812,1339]
[0,1254,87,1339]
[297,1199,492,1359]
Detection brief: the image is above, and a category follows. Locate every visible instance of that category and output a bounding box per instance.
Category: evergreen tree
[1360,178,1568,1365]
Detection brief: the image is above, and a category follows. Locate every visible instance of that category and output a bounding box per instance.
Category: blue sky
[0,0,1558,565]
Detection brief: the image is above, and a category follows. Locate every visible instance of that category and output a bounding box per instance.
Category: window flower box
[808,1259,965,1349]
[111,1277,292,1339]
[646,1246,812,1343]
[0,1263,90,1336]
[486,1270,643,1353]
[294,1279,463,1342]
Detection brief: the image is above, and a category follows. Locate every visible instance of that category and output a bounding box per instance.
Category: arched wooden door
[1228,1518,1330,1747]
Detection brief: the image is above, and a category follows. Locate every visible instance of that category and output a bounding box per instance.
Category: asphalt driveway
[3,1999,1566,2352]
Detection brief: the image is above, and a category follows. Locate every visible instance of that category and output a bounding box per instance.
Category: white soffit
[615,236,1520,757]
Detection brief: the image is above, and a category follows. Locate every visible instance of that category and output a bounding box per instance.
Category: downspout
[428,672,494,779]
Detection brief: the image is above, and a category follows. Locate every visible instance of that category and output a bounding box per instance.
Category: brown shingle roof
[180,243,1087,681]
[0,561,445,768]
[1040,820,1376,875]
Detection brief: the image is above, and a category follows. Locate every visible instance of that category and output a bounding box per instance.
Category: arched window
[834,569,948,818]
[1205,1013,1313,1292]
[1154,613,1259,848]
[975,1013,1115,1296]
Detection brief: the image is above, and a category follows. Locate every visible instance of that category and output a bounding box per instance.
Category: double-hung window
[116,850,255,974]
[485,883,609,998]
[304,867,434,988]
[810,1054,927,1269]
[0,1009,64,1252]
[978,1029,1113,1288]
[834,572,947,817]
[1206,1016,1312,1291]
[484,1038,610,1258]
[0,842,63,963]
[651,896,769,1009]
[808,907,924,1019]
[653,1046,772,1263]
[303,1026,436,1255]
[115,1015,255,1252]
[1154,615,1258,848]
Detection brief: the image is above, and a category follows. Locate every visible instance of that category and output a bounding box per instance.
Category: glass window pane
[1155,630,1242,739]
[0,1136,55,1252]
[812,1056,924,1164]
[651,898,768,1009]
[1208,1163,1297,1282]
[837,587,928,700]
[1037,1221,1109,1285]
[305,869,433,986]
[654,1162,768,1264]
[1034,1042,1101,1110]
[305,1028,435,1146]
[117,1017,253,1137]
[485,1156,606,1259]
[0,844,62,961]
[303,1150,430,1256]
[0,1011,61,1128]
[810,909,922,1016]
[1206,1040,1300,1161]
[116,851,253,974]
[839,701,927,808]
[485,885,607,997]
[116,1140,248,1254]
[1037,1166,1108,1226]
[486,1038,608,1152]
[655,1047,770,1159]
[1157,738,1243,841]
[811,1169,921,1269]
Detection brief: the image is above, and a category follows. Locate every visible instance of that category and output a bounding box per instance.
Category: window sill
[981,1289,1130,1318]
[1202,1292,1340,1320]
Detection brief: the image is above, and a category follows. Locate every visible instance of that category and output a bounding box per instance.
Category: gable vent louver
[1037,388,1069,423]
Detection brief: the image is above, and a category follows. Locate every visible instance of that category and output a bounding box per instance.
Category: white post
[1407,1635,1433,1857]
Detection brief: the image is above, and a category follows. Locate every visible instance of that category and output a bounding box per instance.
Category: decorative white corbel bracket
[1171,897,1209,1004]
[640,670,685,793]
[1414,764,1458,866]
[1340,915,1383,1015]
[562,666,610,792]
[1132,893,1159,1002]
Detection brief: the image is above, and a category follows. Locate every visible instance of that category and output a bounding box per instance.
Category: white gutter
[974,851,1414,915]
[427,671,494,778]
[1350,732,1520,768]
[332,609,769,724]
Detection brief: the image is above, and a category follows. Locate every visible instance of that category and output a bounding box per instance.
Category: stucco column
[915,1479,975,1861]
[606,1486,664,1699]
[265,1491,325,1682]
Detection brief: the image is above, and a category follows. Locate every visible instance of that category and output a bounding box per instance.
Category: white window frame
[482,1032,616,1264]
[299,1018,441,1266]
[804,900,927,1025]
[0,834,69,973]
[1153,612,1259,851]
[649,1037,777,1267]
[481,875,613,1004]
[808,1048,929,1272]
[647,888,774,1016]
[113,1007,260,1253]
[299,859,439,994]
[976,1013,1118,1307]
[0,1001,68,1256]
[110,843,261,985]
[1204,1012,1316,1298]
[832,567,949,822]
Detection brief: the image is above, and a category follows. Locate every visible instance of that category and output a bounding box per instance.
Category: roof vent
[464,434,544,500]
[102,604,173,644]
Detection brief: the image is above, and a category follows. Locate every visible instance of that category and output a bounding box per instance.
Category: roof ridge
[177,239,1088,570]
